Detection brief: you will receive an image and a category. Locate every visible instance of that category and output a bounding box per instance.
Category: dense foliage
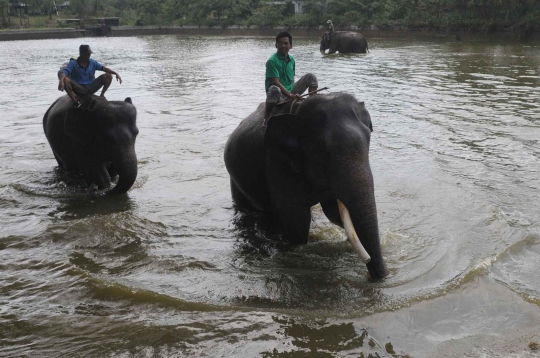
[2,0,539,34]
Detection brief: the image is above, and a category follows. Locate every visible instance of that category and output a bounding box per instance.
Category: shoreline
[1,25,539,42]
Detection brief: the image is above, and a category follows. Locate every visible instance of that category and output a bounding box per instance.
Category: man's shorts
[266,73,318,104]
[266,86,287,104]
[70,75,107,97]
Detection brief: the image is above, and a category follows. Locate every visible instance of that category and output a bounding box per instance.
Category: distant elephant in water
[224,93,388,279]
[320,31,369,54]
[43,95,138,195]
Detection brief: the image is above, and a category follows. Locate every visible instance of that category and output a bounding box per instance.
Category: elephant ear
[264,114,306,150]
[64,108,95,148]
[264,114,313,174]
[357,101,373,132]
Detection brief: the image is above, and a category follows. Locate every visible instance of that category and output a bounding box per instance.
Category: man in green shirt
[263,31,318,126]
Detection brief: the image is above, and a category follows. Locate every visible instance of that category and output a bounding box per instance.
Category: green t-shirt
[265,52,295,93]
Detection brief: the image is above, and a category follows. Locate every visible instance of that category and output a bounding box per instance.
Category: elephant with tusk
[224,92,388,279]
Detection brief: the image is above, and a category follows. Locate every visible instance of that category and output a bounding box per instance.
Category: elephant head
[63,97,138,195]
[320,32,331,53]
[262,93,387,278]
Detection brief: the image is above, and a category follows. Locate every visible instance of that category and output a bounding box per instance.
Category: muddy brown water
[0,35,539,357]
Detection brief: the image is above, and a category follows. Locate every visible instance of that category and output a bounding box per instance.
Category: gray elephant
[320,31,369,54]
[224,93,389,279]
[43,95,138,195]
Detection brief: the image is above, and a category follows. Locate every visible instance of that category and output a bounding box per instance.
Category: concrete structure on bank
[292,0,303,15]
[0,28,85,41]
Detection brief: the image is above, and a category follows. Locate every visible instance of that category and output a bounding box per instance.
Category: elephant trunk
[320,40,327,54]
[108,147,138,195]
[333,167,389,279]
[342,194,388,279]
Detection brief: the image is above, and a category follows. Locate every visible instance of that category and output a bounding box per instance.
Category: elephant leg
[53,152,64,168]
[267,174,312,244]
[230,178,252,210]
[329,40,339,54]
[352,39,367,53]
[320,199,342,227]
[356,37,368,53]
[351,40,360,53]
[277,201,311,245]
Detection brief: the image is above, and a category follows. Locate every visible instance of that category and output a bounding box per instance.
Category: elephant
[224,92,389,279]
[43,95,139,195]
[320,31,369,54]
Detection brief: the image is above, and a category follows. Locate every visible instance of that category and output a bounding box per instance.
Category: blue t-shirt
[62,58,104,85]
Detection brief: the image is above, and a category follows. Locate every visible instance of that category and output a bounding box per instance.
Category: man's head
[275,32,293,57]
[79,44,93,60]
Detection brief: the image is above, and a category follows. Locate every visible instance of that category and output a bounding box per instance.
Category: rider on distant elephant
[58,44,123,105]
[263,31,318,126]
[327,19,334,34]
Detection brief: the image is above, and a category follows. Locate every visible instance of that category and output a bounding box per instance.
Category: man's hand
[58,80,64,92]
[103,67,123,84]
[287,92,303,100]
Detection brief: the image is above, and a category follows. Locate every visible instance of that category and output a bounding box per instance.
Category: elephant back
[78,95,107,111]
[271,99,303,117]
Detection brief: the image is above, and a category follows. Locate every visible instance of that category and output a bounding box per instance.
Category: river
[0,34,539,357]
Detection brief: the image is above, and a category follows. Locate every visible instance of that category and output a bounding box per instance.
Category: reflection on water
[0,35,539,356]
[260,316,391,357]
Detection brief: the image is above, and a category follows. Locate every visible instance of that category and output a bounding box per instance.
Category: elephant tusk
[337,200,371,264]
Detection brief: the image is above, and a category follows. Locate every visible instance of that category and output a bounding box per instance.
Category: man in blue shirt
[58,44,122,104]
[263,32,318,126]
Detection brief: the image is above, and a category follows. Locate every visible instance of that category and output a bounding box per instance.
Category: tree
[133,0,166,25]
[225,0,254,24]
[301,0,327,26]
[249,3,284,27]
[0,0,10,28]
[70,0,92,19]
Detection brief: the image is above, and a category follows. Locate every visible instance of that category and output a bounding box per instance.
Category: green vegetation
[1,0,539,35]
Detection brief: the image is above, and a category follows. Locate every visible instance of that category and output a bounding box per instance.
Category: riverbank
[0,24,539,42]
[0,28,87,41]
